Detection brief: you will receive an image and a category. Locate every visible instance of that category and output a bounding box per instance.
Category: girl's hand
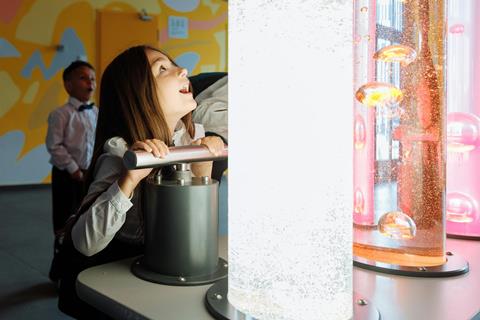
[191,136,224,177]
[118,139,169,197]
[193,136,225,156]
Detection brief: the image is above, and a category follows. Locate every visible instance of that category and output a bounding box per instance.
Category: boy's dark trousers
[49,166,85,282]
[51,166,85,233]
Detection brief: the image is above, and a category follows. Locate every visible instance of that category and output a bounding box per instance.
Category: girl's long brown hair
[79,45,195,214]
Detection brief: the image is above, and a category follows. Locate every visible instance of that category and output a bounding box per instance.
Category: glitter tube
[353,0,447,267]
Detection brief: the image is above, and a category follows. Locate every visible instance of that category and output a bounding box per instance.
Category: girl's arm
[71,155,133,256]
[72,139,169,256]
[191,161,213,177]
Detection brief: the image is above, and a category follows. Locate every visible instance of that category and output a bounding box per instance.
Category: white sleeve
[45,109,79,173]
[192,78,228,141]
[71,154,133,256]
[194,123,206,140]
[192,100,228,139]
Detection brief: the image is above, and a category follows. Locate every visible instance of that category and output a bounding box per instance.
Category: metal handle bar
[123,145,228,169]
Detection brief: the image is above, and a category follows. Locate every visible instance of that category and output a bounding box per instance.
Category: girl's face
[146,49,197,121]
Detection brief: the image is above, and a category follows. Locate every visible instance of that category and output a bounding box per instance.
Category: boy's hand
[71,169,84,181]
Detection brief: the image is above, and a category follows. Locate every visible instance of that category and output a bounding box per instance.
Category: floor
[1,182,479,320]
[0,185,72,319]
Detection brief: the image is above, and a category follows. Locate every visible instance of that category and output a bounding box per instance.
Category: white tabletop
[354,238,480,320]
[77,237,480,320]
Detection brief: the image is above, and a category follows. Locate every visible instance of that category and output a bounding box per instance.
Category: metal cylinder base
[447,233,480,241]
[353,251,469,277]
[205,278,380,320]
[131,257,228,286]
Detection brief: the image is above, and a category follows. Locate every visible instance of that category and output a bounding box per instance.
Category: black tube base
[131,256,228,286]
[447,232,480,241]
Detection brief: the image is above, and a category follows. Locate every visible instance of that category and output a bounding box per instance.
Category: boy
[45,60,97,281]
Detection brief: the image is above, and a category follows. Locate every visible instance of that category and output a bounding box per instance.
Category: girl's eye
[159,65,167,73]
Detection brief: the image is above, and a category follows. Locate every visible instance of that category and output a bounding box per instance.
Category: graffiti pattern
[0,0,227,185]
[21,28,87,80]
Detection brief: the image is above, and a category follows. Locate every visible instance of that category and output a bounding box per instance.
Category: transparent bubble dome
[354,115,366,149]
[378,211,417,240]
[447,112,480,153]
[354,189,365,215]
[446,192,478,223]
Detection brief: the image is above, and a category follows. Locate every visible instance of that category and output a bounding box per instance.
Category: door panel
[97,10,158,79]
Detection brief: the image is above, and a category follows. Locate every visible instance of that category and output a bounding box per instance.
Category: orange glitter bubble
[355,82,403,108]
[373,44,417,67]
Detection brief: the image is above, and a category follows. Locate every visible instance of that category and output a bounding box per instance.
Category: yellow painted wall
[0,0,227,185]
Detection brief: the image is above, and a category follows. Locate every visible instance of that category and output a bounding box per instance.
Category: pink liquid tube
[353,0,376,227]
[446,0,480,239]
[353,0,447,266]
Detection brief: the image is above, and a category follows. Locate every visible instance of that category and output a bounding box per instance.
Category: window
[375,0,403,162]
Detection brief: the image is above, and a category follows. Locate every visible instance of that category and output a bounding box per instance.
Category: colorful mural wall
[0,0,227,185]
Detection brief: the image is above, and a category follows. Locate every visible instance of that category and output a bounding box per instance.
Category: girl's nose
[179,68,188,78]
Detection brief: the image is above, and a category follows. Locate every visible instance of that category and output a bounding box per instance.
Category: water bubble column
[210,1,355,319]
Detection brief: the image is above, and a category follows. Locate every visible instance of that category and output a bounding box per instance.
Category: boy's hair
[62,60,95,82]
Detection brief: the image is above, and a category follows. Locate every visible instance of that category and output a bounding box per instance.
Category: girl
[57,45,224,318]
